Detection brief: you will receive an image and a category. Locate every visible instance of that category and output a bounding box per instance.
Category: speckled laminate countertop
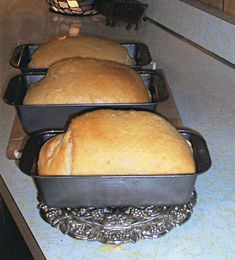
[0,1,235,259]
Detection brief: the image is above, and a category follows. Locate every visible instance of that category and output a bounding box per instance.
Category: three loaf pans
[6,40,211,208]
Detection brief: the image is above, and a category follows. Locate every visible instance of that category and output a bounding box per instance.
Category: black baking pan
[18,129,211,208]
[3,69,169,134]
[10,42,152,73]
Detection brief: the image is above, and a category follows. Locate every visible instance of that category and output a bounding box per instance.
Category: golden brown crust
[38,110,196,176]
[23,58,150,105]
[38,132,72,176]
[29,34,135,68]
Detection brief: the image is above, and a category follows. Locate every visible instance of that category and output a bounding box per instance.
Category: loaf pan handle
[154,70,169,102]
[18,130,64,175]
[10,45,24,68]
[193,134,211,173]
[3,75,25,105]
[135,43,152,66]
[179,129,211,174]
[148,69,170,102]
[121,42,152,66]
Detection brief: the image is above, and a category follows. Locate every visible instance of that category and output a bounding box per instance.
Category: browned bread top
[24,57,150,105]
[38,110,196,176]
[29,34,135,68]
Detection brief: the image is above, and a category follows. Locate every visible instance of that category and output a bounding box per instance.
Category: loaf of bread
[23,58,150,105]
[38,110,195,176]
[29,34,135,68]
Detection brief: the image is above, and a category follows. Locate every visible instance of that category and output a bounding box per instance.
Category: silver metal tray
[38,190,197,244]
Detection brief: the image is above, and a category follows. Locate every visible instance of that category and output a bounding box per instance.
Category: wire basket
[46,0,98,16]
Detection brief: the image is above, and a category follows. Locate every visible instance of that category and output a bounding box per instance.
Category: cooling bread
[28,34,134,68]
[23,58,150,105]
[38,110,196,176]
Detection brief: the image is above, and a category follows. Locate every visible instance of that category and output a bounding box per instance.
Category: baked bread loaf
[38,110,195,176]
[29,34,135,68]
[23,58,150,105]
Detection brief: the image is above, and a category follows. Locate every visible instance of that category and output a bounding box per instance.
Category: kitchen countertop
[0,1,235,259]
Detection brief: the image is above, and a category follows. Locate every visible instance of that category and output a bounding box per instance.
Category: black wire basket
[46,0,98,16]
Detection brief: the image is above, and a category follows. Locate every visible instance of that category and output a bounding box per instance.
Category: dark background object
[47,0,98,16]
[94,0,148,29]
[0,195,33,260]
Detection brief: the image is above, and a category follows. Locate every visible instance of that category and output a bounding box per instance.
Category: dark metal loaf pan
[3,69,169,134]
[10,42,152,73]
[18,129,211,208]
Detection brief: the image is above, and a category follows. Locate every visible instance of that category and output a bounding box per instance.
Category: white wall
[146,0,235,64]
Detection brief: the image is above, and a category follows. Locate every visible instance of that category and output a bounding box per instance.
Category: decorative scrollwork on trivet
[38,190,197,244]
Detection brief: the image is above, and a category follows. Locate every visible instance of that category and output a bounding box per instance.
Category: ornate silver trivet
[38,190,197,244]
